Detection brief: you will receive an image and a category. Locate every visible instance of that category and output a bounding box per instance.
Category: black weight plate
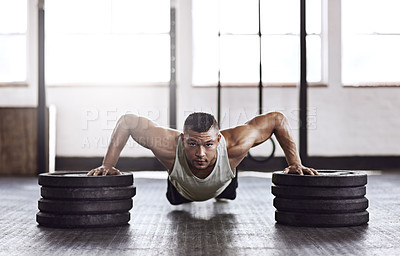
[275,210,369,227]
[38,198,133,214]
[271,185,366,199]
[273,197,369,213]
[36,211,130,228]
[272,170,367,187]
[41,186,136,200]
[38,171,133,188]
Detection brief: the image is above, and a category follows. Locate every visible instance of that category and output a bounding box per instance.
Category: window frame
[192,0,400,88]
[2,0,398,88]
[191,0,327,88]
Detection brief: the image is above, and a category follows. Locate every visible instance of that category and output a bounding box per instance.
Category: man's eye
[189,143,196,146]
[206,143,213,147]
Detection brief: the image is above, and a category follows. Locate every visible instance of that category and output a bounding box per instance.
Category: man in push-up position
[88,112,318,205]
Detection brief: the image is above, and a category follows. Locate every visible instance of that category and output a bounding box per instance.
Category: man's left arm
[247,112,318,175]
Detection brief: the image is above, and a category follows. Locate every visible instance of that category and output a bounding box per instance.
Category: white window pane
[46,35,170,84]
[0,0,27,33]
[262,35,298,83]
[0,35,26,82]
[342,35,400,84]
[112,0,170,33]
[261,0,320,35]
[262,35,320,83]
[370,0,400,33]
[46,0,111,34]
[261,0,299,34]
[193,0,321,85]
[192,0,219,85]
[306,0,321,34]
[342,0,400,34]
[342,0,367,34]
[192,0,219,35]
[192,34,219,85]
[307,35,321,82]
[46,0,170,84]
[220,0,258,34]
[220,35,259,84]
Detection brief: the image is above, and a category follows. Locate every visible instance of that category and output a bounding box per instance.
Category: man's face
[181,128,221,171]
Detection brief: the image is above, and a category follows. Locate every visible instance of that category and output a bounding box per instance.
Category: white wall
[1,0,399,159]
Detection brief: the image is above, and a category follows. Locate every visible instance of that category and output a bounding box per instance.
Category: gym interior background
[0,0,399,255]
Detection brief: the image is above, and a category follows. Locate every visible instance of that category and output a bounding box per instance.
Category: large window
[45,0,170,86]
[0,0,27,85]
[192,0,322,86]
[2,0,399,88]
[342,0,400,86]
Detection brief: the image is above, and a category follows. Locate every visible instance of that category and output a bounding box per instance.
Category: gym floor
[1,170,399,256]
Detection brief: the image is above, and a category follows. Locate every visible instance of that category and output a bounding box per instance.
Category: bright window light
[0,0,27,83]
[342,0,400,85]
[220,0,259,34]
[220,35,260,84]
[192,0,321,86]
[45,0,170,85]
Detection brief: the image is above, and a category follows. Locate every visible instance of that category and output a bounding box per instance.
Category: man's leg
[215,174,238,200]
[166,179,193,205]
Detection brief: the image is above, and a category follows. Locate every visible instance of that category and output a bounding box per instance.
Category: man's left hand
[283,164,319,175]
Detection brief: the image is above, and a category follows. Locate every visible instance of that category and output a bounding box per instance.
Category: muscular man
[88,112,317,205]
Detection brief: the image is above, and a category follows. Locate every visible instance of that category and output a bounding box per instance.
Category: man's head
[183,112,219,133]
[181,112,220,171]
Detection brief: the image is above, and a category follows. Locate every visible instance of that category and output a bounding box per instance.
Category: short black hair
[183,112,219,133]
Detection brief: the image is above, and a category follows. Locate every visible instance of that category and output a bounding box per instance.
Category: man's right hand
[87,165,121,176]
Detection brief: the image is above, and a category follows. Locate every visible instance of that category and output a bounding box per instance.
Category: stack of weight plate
[272,170,369,227]
[37,171,136,228]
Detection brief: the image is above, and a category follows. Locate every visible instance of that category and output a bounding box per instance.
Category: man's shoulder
[220,124,259,156]
[221,124,254,143]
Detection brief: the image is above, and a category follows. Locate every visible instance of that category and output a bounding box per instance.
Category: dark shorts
[166,174,238,205]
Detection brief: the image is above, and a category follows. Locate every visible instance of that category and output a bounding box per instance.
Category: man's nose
[196,146,206,157]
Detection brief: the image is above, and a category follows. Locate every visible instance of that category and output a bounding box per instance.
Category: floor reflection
[167,203,237,255]
[271,222,369,253]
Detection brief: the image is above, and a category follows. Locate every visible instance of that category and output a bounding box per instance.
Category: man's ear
[217,133,221,143]
[180,133,184,142]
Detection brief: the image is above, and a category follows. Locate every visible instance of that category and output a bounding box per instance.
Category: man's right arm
[88,114,179,176]
[87,114,130,176]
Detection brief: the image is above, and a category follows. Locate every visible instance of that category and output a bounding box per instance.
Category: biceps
[141,129,173,149]
[122,115,162,148]
[131,126,168,150]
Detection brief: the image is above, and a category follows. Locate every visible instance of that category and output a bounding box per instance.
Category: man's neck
[189,154,218,179]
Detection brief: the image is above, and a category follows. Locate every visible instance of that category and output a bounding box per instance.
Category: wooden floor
[0,171,399,256]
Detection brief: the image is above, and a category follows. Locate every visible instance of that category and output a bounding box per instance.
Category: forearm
[102,116,131,167]
[273,113,302,166]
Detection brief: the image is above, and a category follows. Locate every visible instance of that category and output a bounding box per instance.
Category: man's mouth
[194,160,206,164]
